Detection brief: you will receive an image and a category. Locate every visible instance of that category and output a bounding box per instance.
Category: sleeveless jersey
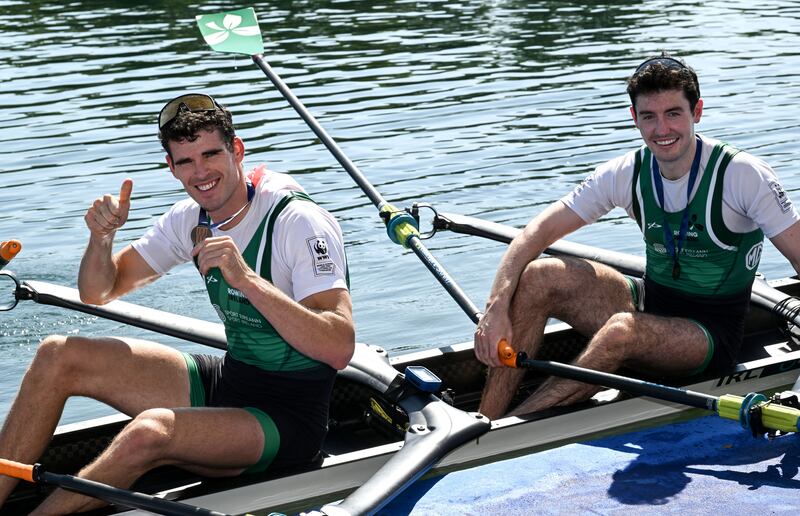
[204,191,327,371]
[632,141,764,296]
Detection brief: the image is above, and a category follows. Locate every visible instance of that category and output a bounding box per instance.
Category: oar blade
[195,8,264,55]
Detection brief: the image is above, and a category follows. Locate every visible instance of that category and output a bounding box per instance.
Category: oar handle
[498,339,521,368]
[0,458,36,483]
[0,240,22,266]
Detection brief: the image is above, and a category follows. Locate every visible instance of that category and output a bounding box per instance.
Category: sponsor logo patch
[227,287,250,305]
[745,242,763,270]
[769,180,792,213]
[688,213,704,233]
[307,235,335,276]
[212,303,226,323]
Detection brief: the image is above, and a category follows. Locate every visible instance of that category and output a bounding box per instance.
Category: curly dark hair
[158,104,236,156]
[627,54,700,112]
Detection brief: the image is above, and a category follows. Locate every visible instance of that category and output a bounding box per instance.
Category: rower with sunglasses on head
[474,53,800,420]
[0,94,354,513]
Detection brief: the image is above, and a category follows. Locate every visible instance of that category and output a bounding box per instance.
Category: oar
[497,340,800,437]
[195,8,482,323]
[2,274,228,349]
[433,209,800,435]
[434,211,800,325]
[0,458,232,516]
[194,9,800,384]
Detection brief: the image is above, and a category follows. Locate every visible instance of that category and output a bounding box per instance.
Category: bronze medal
[191,224,212,269]
[191,224,212,246]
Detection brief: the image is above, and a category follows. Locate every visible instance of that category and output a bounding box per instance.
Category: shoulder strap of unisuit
[709,143,744,247]
[260,190,351,289]
[260,191,315,280]
[631,147,644,230]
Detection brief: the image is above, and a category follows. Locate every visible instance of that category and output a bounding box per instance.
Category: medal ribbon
[198,181,255,230]
[651,136,702,280]
[191,181,255,269]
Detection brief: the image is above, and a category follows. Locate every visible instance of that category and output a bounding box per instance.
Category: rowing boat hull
[159,349,800,515]
[4,277,800,515]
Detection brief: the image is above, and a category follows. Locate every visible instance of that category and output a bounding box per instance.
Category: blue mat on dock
[378,415,800,515]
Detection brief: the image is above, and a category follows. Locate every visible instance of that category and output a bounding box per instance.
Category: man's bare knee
[32,335,74,379]
[516,257,596,307]
[35,334,68,361]
[112,409,174,469]
[592,312,636,361]
[519,259,564,295]
[511,259,564,316]
[33,335,95,387]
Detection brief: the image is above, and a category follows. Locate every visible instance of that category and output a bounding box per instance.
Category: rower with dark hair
[475,53,800,419]
[0,93,355,513]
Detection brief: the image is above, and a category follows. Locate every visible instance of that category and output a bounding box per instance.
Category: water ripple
[2,0,800,423]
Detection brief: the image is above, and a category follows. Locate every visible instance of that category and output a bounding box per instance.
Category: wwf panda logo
[307,235,334,276]
[313,238,328,256]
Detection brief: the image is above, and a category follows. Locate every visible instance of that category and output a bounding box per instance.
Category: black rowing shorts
[627,276,751,377]
[183,352,336,472]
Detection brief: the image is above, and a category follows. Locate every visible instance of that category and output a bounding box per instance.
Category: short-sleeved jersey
[132,166,348,370]
[132,165,348,305]
[562,134,799,239]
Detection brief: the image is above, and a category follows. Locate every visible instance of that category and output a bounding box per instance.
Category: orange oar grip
[498,339,518,368]
[0,240,21,262]
[0,458,35,483]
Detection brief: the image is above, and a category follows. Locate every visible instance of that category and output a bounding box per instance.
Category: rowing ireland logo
[195,8,264,55]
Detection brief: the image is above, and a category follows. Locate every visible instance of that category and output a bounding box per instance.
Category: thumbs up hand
[85,178,134,238]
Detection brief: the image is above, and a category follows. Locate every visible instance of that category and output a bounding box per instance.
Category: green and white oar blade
[195,8,264,55]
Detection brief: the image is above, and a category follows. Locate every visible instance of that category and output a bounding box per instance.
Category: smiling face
[165,129,247,221]
[630,89,703,179]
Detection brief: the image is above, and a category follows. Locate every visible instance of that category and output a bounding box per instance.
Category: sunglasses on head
[158,93,221,129]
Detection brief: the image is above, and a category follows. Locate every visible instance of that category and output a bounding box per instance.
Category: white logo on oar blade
[199,14,260,46]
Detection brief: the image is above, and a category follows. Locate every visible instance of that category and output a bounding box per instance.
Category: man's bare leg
[479,257,636,419]
[32,407,265,515]
[0,335,190,506]
[509,312,711,416]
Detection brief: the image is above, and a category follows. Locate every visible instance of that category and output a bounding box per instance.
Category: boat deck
[378,413,800,515]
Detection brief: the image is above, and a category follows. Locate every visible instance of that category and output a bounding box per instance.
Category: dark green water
[1,0,799,423]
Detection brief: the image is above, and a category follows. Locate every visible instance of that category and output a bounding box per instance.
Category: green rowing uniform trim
[242,407,280,473]
[183,353,206,406]
[181,354,281,472]
[204,191,324,371]
[632,141,764,296]
[686,322,714,376]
